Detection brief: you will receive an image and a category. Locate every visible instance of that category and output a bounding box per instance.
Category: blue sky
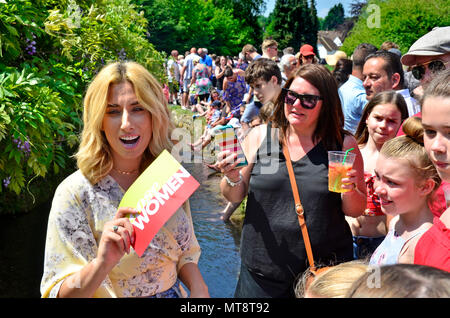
[264,0,354,18]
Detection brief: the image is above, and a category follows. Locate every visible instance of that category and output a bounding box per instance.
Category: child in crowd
[369,117,441,265]
[348,91,409,259]
[295,260,370,298]
[414,69,450,272]
[189,100,223,150]
[192,89,221,117]
[244,58,282,120]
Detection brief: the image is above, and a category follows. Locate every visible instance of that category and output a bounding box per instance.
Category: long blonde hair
[75,61,174,184]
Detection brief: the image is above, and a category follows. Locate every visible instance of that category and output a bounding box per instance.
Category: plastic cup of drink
[328,151,356,193]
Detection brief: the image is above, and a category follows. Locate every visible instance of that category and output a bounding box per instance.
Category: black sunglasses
[411,60,448,80]
[282,88,322,109]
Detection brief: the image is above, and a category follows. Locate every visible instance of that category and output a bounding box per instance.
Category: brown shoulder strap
[282,144,317,272]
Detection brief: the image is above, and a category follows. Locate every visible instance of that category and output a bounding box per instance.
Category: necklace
[112,167,139,175]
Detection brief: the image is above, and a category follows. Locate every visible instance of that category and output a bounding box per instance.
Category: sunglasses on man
[282,88,322,109]
[411,60,448,80]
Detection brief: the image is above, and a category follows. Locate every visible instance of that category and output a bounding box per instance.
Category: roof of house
[317,34,339,52]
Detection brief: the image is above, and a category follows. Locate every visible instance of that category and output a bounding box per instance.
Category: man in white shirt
[167,50,180,105]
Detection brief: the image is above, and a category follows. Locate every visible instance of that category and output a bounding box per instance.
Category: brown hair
[245,58,282,86]
[271,64,346,150]
[262,38,278,52]
[352,43,378,69]
[380,41,399,51]
[242,44,257,55]
[223,65,234,78]
[346,264,450,298]
[355,90,409,145]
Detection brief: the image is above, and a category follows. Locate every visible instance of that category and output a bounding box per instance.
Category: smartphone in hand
[215,127,248,168]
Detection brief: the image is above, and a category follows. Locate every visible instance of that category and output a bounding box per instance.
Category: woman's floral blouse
[40,170,200,298]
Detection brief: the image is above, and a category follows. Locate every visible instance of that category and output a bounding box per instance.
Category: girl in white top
[370,117,441,265]
[348,91,409,259]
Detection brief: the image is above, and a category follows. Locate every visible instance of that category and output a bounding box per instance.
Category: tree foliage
[266,0,319,51]
[322,3,345,30]
[341,0,450,55]
[0,0,165,213]
[137,0,265,56]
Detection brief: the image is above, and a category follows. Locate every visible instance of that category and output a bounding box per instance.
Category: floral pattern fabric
[194,66,211,95]
[40,170,201,298]
[223,75,247,117]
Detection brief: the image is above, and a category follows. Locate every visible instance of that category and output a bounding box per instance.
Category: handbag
[282,144,332,287]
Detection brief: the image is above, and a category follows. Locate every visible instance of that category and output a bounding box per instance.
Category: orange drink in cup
[328,151,356,193]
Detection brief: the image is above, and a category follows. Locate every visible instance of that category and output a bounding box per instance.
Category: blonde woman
[40,62,209,298]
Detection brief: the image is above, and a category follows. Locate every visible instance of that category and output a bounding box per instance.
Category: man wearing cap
[299,44,316,65]
[396,27,450,219]
[401,26,450,100]
[396,26,450,131]
[338,43,377,134]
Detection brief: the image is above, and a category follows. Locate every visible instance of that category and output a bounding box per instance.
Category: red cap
[300,44,315,57]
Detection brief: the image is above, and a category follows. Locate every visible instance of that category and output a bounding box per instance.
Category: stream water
[0,163,242,298]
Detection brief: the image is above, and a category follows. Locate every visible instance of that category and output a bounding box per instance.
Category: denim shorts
[352,236,385,260]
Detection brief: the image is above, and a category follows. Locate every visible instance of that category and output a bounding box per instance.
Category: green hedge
[341,0,450,55]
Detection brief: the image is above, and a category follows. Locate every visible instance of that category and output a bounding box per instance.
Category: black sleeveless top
[216,66,224,91]
[241,123,353,285]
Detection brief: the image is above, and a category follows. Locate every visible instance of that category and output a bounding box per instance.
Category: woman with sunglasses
[217,64,366,298]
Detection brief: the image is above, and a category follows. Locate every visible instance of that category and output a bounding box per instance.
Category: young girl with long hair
[369,117,441,265]
[348,91,409,259]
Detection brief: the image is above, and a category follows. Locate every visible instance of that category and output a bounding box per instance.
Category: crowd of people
[40,27,450,299]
